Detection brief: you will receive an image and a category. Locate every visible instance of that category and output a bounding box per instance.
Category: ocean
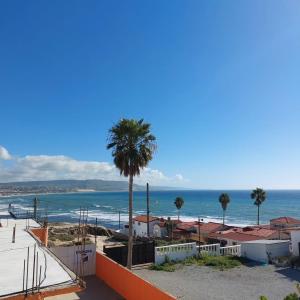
[1,190,300,229]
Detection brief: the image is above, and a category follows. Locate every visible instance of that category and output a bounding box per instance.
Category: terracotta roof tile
[270,217,300,225]
[133,215,159,223]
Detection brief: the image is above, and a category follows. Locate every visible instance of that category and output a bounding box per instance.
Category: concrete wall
[50,244,96,276]
[241,242,290,263]
[155,243,197,265]
[96,252,176,300]
[241,243,268,263]
[291,231,300,256]
[266,242,290,260]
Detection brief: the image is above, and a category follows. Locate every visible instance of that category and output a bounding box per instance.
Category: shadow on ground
[275,267,300,282]
[46,276,123,300]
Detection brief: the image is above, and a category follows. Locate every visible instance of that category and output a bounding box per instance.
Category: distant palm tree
[219,193,230,225]
[251,188,267,225]
[174,197,184,221]
[107,118,156,269]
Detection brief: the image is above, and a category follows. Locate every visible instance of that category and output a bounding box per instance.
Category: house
[209,231,263,246]
[270,216,300,229]
[132,215,160,237]
[153,220,168,238]
[190,222,227,243]
[172,221,197,239]
[241,240,290,264]
[208,226,280,246]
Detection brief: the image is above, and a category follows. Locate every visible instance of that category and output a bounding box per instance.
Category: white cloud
[0,147,186,187]
[0,146,12,160]
[175,174,184,181]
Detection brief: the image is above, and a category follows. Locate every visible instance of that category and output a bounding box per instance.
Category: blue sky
[0,1,300,189]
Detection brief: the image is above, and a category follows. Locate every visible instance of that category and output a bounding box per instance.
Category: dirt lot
[134,264,300,300]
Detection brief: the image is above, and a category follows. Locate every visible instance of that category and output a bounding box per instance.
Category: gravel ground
[134,264,300,300]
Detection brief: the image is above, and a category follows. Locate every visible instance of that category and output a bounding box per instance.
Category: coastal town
[1,1,300,299]
[1,197,300,299]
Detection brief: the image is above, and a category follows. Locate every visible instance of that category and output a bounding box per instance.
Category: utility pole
[146,183,150,238]
[118,211,121,230]
[198,217,203,256]
[95,218,98,246]
[33,197,38,221]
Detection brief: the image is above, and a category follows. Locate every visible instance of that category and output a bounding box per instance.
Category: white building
[133,215,160,237]
[153,222,168,238]
[241,240,290,264]
[290,229,300,256]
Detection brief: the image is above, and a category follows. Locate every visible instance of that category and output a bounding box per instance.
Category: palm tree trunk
[257,205,260,225]
[127,174,133,269]
[178,209,180,221]
[223,210,225,226]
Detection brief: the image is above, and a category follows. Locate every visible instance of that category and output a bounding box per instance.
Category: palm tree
[251,188,267,225]
[219,193,230,225]
[174,197,184,221]
[107,119,156,269]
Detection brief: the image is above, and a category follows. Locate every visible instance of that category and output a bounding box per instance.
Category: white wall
[155,242,197,264]
[50,244,96,276]
[291,231,300,256]
[133,220,159,237]
[266,242,290,260]
[241,243,268,263]
[241,241,290,263]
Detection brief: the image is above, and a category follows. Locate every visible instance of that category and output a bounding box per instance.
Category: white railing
[155,242,241,264]
[220,245,241,257]
[155,242,197,264]
[197,243,220,256]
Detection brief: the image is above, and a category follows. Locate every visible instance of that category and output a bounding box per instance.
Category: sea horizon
[1,190,300,229]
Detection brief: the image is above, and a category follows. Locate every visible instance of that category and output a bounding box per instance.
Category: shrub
[199,255,242,270]
[283,293,298,300]
[149,263,176,272]
[259,296,268,300]
[56,233,74,241]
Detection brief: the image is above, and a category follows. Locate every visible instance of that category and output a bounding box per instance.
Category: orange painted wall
[30,227,48,247]
[95,252,176,300]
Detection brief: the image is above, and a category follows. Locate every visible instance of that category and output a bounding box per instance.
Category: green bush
[197,255,242,270]
[259,296,268,300]
[149,263,176,272]
[283,293,299,300]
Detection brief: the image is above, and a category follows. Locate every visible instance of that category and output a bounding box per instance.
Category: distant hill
[0,179,177,196]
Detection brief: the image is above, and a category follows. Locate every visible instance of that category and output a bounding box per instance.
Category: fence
[155,243,241,264]
[198,243,220,256]
[155,242,197,265]
[104,241,155,266]
[220,245,241,256]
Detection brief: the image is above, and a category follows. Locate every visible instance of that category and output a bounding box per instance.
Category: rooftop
[270,216,300,225]
[209,231,265,242]
[242,239,290,244]
[197,222,225,233]
[133,215,159,223]
[0,218,75,297]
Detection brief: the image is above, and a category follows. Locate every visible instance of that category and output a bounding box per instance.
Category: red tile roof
[176,222,198,231]
[133,215,159,223]
[270,217,300,225]
[222,226,277,238]
[197,222,225,233]
[209,231,264,242]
